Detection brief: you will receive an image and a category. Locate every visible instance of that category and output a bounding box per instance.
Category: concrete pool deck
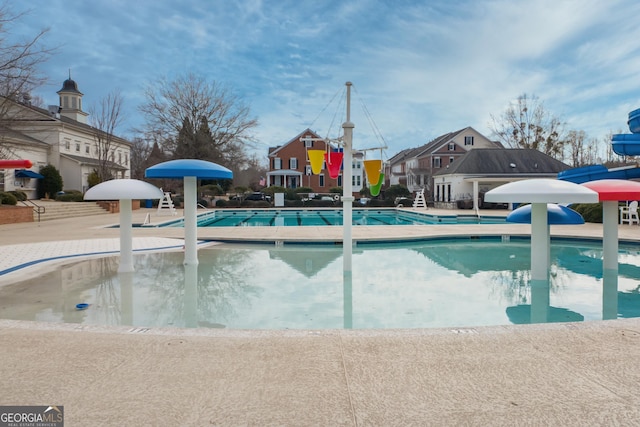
[2,207,640,425]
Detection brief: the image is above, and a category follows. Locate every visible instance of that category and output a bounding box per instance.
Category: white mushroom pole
[184,176,198,265]
[118,198,134,273]
[342,82,355,272]
[530,202,549,281]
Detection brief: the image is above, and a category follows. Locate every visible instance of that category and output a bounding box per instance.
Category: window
[303,138,313,148]
[65,140,70,150]
[305,165,312,175]
[449,157,454,164]
[274,158,282,169]
[433,157,441,168]
[464,136,474,146]
[352,175,361,186]
[448,143,455,151]
[85,145,90,154]
[125,154,129,165]
[118,152,122,164]
[289,158,297,169]
[75,143,80,152]
[337,175,342,187]
[319,174,325,187]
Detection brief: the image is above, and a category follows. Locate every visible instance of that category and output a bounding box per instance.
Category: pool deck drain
[1,207,640,425]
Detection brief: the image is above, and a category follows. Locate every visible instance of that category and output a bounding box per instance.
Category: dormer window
[448,143,455,151]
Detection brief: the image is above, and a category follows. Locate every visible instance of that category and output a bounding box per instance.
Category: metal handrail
[21,199,45,222]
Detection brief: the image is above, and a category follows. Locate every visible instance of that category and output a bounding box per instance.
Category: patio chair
[620,201,640,225]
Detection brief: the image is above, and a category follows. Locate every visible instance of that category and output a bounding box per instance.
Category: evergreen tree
[38,165,63,199]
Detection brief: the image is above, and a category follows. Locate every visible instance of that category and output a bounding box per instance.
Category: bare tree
[490,94,565,159]
[0,2,53,159]
[89,90,124,182]
[138,73,258,168]
[565,130,588,167]
[129,136,152,180]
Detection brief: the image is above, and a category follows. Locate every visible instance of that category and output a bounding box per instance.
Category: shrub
[241,200,271,208]
[285,199,304,207]
[0,192,17,205]
[7,190,27,201]
[55,192,84,202]
[571,203,603,223]
[369,198,395,207]
[285,188,299,200]
[198,199,209,208]
[295,187,313,194]
[329,187,342,194]
[384,184,410,201]
[87,170,100,188]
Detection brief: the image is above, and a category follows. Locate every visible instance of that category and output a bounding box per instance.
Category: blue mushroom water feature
[145,159,233,265]
[612,108,640,155]
[506,203,584,225]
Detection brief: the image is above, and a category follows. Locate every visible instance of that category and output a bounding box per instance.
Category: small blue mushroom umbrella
[506,203,585,225]
[145,159,233,265]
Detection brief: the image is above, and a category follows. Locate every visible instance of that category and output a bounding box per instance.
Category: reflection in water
[1,240,640,329]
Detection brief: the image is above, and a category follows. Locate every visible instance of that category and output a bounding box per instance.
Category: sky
[14,0,640,163]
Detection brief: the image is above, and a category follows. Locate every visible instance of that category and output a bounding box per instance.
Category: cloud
[15,0,640,160]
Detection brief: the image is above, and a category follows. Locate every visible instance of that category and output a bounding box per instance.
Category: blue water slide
[558,164,640,184]
[611,108,640,156]
[612,133,640,156]
[628,108,640,133]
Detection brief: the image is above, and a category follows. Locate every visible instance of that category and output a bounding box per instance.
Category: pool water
[2,238,639,330]
[163,209,506,227]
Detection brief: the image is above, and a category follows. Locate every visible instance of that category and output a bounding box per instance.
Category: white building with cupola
[0,76,131,199]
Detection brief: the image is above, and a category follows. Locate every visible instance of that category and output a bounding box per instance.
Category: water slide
[559,108,640,184]
[558,164,640,184]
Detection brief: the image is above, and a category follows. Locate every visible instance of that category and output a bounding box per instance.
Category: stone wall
[0,205,34,225]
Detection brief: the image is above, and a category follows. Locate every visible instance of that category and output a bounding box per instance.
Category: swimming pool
[1,237,638,329]
[159,209,506,227]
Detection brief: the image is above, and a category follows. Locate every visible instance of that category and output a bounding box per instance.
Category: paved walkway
[1,208,640,425]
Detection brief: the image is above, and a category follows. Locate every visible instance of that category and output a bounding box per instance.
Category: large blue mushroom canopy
[145,159,233,179]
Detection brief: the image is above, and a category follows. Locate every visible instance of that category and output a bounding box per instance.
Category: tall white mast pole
[342,82,355,272]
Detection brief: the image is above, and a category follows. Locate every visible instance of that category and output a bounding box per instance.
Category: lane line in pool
[317,212,332,225]
[236,212,258,226]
